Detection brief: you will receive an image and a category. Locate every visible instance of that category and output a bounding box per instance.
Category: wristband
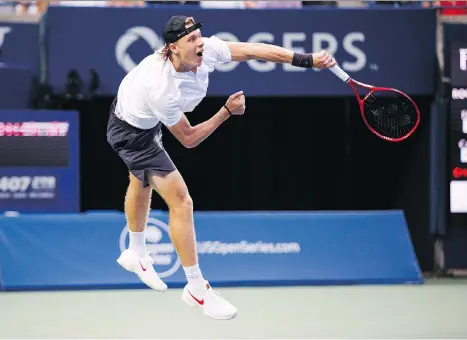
[291,52,313,68]
[223,105,232,116]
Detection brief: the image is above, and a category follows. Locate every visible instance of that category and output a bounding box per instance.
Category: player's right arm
[227,42,335,69]
[203,35,334,71]
[167,91,245,149]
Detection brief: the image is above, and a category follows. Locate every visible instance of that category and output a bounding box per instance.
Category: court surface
[1,278,466,339]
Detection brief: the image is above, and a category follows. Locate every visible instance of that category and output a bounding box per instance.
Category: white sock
[129,231,147,258]
[183,264,205,294]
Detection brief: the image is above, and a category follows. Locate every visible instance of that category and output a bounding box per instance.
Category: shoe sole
[181,290,237,320]
[206,312,237,320]
[116,256,168,292]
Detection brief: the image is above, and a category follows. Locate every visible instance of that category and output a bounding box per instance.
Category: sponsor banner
[0,110,79,213]
[0,210,423,290]
[44,6,436,96]
[450,43,467,214]
[442,27,467,262]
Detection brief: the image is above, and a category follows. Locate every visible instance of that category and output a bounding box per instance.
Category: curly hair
[160,45,172,60]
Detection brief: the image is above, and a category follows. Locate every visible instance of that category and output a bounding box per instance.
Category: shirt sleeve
[203,35,232,64]
[147,91,182,127]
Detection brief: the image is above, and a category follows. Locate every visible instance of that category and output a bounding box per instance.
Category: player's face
[178,28,204,69]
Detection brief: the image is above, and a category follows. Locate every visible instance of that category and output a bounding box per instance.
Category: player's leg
[124,171,152,257]
[116,171,168,291]
[147,170,237,320]
[147,170,198,270]
[107,100,167,291]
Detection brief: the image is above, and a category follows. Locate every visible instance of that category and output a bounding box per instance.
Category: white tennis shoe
[117,249,168,292]
[182,281,237,320]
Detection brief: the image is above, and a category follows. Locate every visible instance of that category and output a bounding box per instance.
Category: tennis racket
[329,64,420,142]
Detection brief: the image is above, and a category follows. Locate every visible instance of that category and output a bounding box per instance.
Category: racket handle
[329,65,350,83]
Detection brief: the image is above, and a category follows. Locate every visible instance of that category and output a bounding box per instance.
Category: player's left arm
[226,41,336,69]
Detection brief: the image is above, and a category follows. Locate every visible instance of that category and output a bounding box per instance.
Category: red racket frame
[328,64,421,143]
[346,78,421,142]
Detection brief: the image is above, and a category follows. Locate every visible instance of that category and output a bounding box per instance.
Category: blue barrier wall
[0,210,423,291]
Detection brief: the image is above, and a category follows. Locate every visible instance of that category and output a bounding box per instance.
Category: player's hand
[225,90,246,115]
[312,50,336,69]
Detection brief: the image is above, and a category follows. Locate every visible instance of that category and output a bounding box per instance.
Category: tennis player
[107,15,336,320]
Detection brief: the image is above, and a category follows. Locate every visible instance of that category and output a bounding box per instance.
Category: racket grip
[329,65,350,83]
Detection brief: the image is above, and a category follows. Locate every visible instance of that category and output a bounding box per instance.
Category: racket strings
[363,91,418,140]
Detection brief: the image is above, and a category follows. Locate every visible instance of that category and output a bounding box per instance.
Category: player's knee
[173,189,193,214]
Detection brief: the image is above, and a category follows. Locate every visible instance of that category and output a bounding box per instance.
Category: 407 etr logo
[0,176,56,193]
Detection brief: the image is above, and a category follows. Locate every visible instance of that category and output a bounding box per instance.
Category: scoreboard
[0,110,80,213]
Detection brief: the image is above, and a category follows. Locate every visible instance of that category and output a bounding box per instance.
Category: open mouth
[196,51,203,57]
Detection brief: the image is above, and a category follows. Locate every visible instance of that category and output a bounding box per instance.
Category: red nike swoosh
[139,262,147,271]
[188,290,204,305]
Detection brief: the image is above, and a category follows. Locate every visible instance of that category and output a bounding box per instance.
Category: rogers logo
[452,88,467,100]
[115,26,163,73]
[453,167,467,178]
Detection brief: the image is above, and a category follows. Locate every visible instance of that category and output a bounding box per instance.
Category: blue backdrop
[0,22,40,109]
[0,22,39,73]
[43,6,437,96]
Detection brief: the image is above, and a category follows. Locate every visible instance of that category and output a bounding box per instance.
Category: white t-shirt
[115,35,232,129]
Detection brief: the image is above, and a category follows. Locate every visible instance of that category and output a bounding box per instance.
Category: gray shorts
[106,98,176,188]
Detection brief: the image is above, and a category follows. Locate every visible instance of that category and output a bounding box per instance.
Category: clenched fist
[311,50,336,69]
[225,90,246,115]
